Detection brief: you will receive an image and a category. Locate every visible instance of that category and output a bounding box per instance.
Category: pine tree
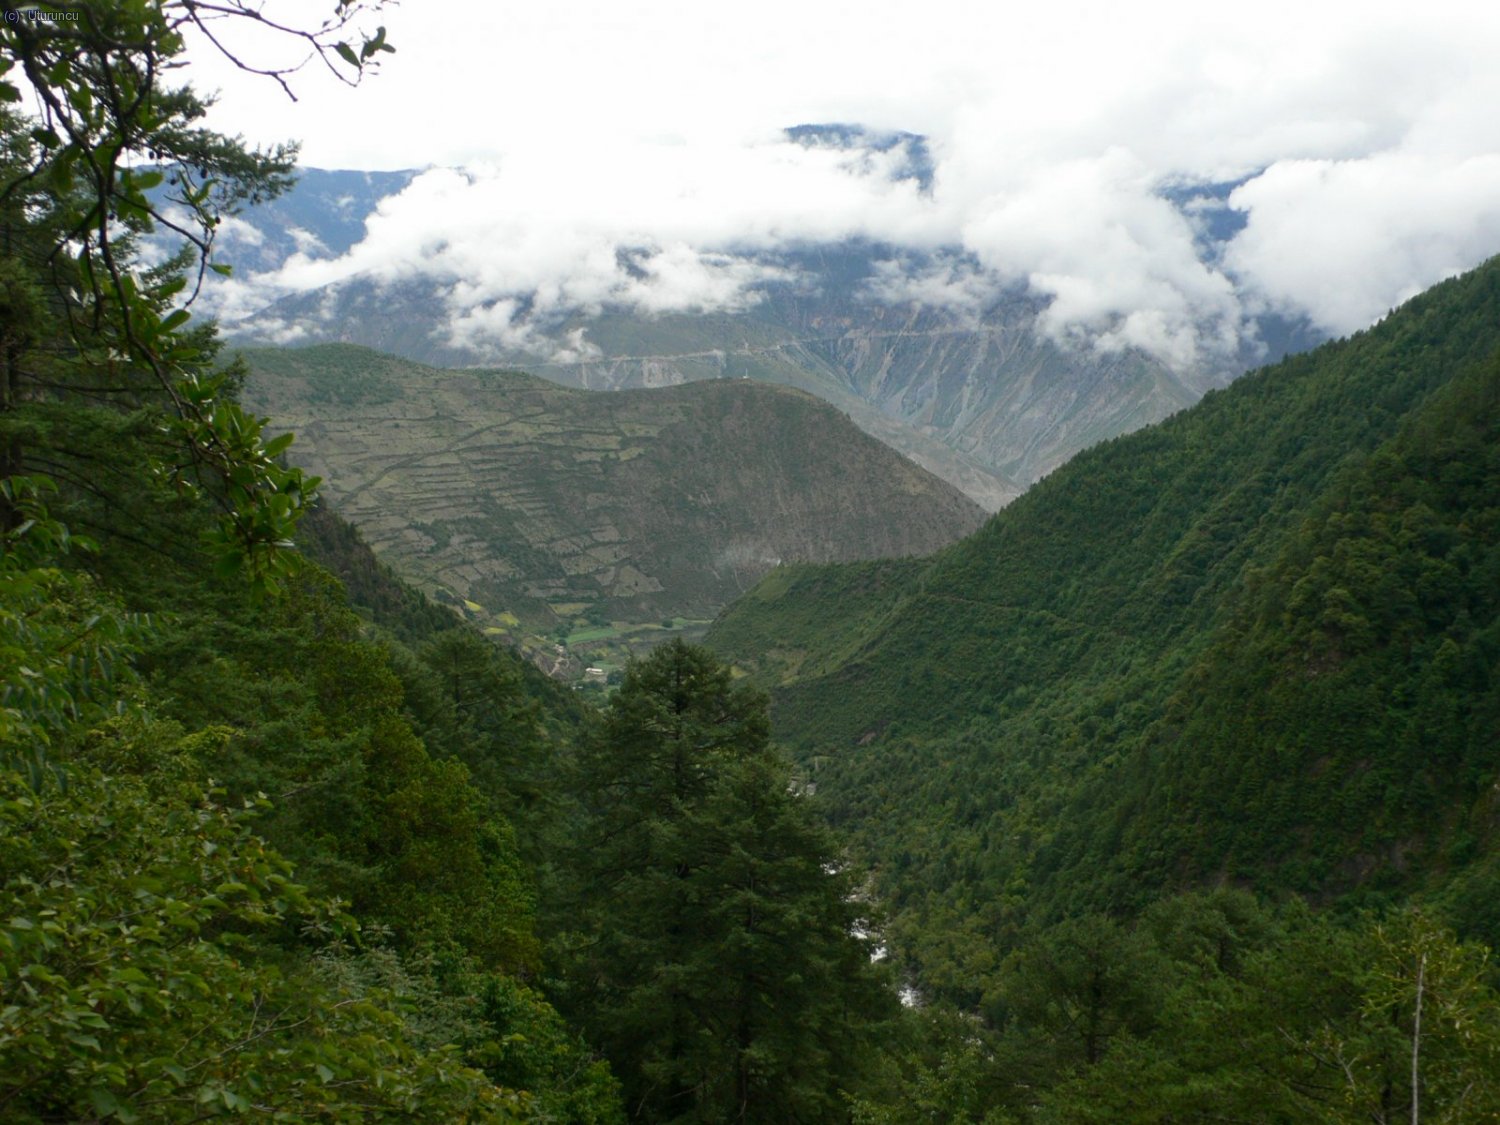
[561,640,893,1123]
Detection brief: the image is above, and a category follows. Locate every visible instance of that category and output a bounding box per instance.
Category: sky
[187,0,1500,370]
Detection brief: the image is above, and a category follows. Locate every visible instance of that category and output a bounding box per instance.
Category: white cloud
[219,139,945,357]
[192,1,1500,372]
[1227,155,1500,336]
[953,149,1247,368]
[286,227,328,256]
[216,215,265,248]
[861,255,998,324]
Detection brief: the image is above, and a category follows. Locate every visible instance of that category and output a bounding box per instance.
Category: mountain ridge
[211,164,1324,509]
[241,342,986,670]
[705,255,1500,989]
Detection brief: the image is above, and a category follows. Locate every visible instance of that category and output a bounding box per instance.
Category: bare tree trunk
[1,338,21,534]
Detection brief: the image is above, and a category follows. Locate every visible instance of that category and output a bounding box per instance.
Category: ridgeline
[709,254,1500,977]
[242,343,984,672]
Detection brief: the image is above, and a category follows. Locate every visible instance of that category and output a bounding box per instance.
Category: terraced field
[243,344,985,669]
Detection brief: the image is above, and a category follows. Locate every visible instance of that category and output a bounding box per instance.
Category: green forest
[708,253,1500,1115]
[4,3,1500,1123]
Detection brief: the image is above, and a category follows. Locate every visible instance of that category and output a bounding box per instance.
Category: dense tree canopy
[557,640,895,1122]
[0,6,623,1120]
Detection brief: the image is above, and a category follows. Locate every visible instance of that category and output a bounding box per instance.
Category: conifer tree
[561,639,894,1123]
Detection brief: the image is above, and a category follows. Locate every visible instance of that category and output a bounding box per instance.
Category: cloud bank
[202,3,1500,373]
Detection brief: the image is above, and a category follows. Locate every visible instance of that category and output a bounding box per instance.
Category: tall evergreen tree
[560,640,894,1123]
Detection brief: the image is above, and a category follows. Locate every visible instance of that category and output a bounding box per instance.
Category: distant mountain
[521,245,1217,498]
[212,155,1325,510]
[226,237,1249,510]
[214,167,418,275]
[706,257,1500,989]
[784,123,936,191]
[241,343,985,669]
[234,268,1033,509]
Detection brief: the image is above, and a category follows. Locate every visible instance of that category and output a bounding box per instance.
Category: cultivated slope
[707,257,1500,988]
[237,257,1211,511]
[219,167,1307,510]
[242,344,985,659]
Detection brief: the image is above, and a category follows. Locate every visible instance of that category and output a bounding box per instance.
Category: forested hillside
[709,253,1500,1009]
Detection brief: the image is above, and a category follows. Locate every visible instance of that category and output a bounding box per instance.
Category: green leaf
[66,82,92,115]
[220,1088,250,1111]
[262,433,295,459]
[87,1087,131,1120]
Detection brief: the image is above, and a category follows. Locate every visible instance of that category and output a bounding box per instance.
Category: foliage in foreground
[0,718,519,1122]
[0,542,511,1119]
